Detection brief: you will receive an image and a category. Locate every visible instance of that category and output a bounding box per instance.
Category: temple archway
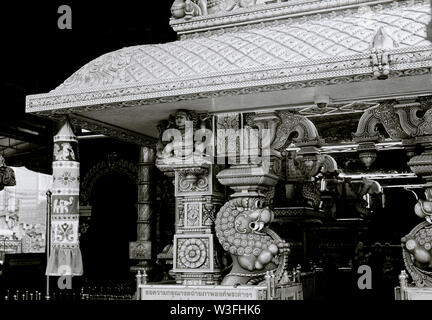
[80,158,137,206]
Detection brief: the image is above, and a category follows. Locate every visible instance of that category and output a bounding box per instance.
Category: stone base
[173,272,222,286]
[138,284,303,300]
[395,286,432,300]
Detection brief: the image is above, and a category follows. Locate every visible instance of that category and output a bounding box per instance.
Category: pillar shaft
[130,146,155,272]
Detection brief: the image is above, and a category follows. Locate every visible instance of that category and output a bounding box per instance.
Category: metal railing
[1,285,134,301]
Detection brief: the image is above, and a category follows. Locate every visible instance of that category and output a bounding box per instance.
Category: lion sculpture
[215,197,289,285]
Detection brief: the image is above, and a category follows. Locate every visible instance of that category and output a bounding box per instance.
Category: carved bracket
[355,97,432,167]
[247,110,322,153]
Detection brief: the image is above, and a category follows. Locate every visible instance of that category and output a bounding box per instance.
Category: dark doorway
[81,171,137,282]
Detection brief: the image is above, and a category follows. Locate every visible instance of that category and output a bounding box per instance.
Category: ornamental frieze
[26,46,432,115]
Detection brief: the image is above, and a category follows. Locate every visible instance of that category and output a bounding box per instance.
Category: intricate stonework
[175,166,212,196]
[69,115,156,146]
[130,146,156,272]
[285,151,339,209]
[170,0,431,39]
[26,45,432,118]
[369,27,399,79]
[354,97,432,167]
[216,112,240,160]
[402,221,432,287]
[355,97,432,144]
[177,237,209,269]
[272,111,322,150]
[354,100,408,142]
[172,233,221,284]
[215,197,290,285]
[156,145,223,284]
[156,110,214,164]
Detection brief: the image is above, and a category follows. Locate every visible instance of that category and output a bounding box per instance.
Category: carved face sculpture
[175,111,189,130]
[234,207,274,234]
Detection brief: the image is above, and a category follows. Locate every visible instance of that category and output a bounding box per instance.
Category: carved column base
[172,234,222,285]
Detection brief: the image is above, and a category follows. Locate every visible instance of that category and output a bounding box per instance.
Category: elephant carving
[53,197,74,214]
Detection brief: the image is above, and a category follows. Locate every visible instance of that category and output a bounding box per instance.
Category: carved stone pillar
[155,109,223,285]
[213,111,295,286]
[158,160,224,285]
[130,146,156,274]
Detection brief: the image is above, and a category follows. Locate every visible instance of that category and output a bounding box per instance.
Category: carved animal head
[215,198,277,260]
[234,206,274,234]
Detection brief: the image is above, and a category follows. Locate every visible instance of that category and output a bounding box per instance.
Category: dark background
[1,0,176,100]
[0,0,176,172]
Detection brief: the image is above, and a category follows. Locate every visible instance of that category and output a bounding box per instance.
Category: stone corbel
[285,151,339,210]
[271,110,323,152]
[354,100,411,167]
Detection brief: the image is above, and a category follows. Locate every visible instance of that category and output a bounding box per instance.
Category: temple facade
[25,0,432,300]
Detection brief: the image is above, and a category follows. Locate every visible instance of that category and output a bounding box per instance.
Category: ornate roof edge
[51,113,157,147]
[26,45,432,115]
[170,0,420,37]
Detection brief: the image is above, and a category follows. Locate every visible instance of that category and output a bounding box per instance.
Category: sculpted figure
[160,110,194,159]
[172,0,259,18]
[215,197,290,285]
[171,0,208,18]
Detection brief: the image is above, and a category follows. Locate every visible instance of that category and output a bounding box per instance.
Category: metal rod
[45,190,52,300]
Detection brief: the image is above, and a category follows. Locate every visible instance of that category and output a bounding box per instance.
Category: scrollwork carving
[177,167,210,193]
[354,100,408,142]
[177,238,209,269]
[271,111,322,152]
